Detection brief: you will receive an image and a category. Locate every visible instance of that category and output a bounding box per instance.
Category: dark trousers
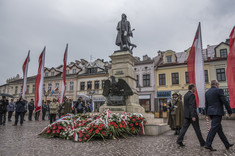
[28,110,33,120]
[205,115,230,148]
[0,112,6,125]
[35,111,40,120]
[177,117,205,146]
[15,112,24,125]
[8,111,13,121]
[42,111,46,120]
[77,109,83,114]
[50,114,56,124]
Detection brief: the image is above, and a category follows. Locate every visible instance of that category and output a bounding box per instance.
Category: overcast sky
[0,0,235,85]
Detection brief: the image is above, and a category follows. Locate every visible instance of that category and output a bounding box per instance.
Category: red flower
[132,118,136,122]
[121,121,125,124]
[52,130,56,134]
[139,123,142,127]
[137,118,140,120]
[95,129,99,134]
[46,129,51,133]
[79,133,83,138]
[102,131,105,135]
[78,138,82,142]
[86,134,90,138]
[131,127,135,131]
[53,126,57,130]
[57,123,60,125]
[56,129,60,133]
[130,123,134,127]
[98,126,102,130]
[84,137,87,141]
[99,124,103,127]
[114,125,118,129]
[135,122,138,126]
[95,125,98,128]
[119,124,123,128]
[126,121,129,124]
[89,130,92,134]
[123,124,126,128]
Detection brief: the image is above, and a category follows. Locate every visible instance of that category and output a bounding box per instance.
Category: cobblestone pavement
[0,117,235,156]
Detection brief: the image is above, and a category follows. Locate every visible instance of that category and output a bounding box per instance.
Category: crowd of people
[0,96,92,126]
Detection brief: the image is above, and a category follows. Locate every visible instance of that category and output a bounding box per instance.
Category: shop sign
[157,91,171,98]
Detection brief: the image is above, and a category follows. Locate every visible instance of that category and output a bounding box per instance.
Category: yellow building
[155,40,230,116]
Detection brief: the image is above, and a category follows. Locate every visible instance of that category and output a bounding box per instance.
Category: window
[55,83,59,90]
[14,87,17,94]
[136,75,139,87]
[166,56,172,63]
[20,86,23,93]
[102,80,105,89]
[51,72,54,76]
[65,82,67,91]
[48,83,52,91]
[172,73,179,84]
[66,70,69,75]
[143,74,150,87]
[69,81,74,91]
[45,72,48,77]
[220,49,227,58]
[185,72,189,84]
[26,85,29,94]
[72,69,76,74]
[88,68,97,74]
[87,81,92,90]
[43,84,45,92]
[159,74,166,85]
[205,70,209,83]
[32,85,35,93]
[216,68,226,81]
[80,82,85,90]
[95,81,99,89]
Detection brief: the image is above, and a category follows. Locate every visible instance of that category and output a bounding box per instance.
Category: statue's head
[121,13,127,20]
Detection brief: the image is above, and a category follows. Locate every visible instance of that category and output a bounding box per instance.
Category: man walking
[7,99,15,121]
[204,80,233,151]
[28,99,34,121]
[177,84,205,147]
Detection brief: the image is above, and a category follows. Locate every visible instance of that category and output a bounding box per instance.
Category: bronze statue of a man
[115,13,136,51]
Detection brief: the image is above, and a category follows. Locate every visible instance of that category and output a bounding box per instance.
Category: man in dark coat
[13,96,25,126]
[42,101,48,120]
[204,80,233,151]
[28,99,34,121]
[177,84,205,147]
[168,92,184,135]
[76,97,84,114]
[0,96,9,125]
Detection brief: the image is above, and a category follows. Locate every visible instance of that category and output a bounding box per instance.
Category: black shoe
[226,143,234,149]
[177,142,185,147]
[12,124,17,126]
[200,142,205,147]
[204,146,217,151]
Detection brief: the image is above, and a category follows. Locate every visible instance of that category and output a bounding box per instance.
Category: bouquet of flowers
[40,110,146,142]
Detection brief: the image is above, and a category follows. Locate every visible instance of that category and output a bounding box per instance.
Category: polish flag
[60,44,68,104]
[187,22,206,108]
[227,26,235,108]
[35,47,46,112]
[22,51,30,99]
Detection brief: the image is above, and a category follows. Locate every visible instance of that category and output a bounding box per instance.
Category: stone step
[144,123,170,136]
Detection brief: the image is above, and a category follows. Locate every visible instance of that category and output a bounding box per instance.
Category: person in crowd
[177,84,205,147]
[7,99,15,121]
[35,101,42,121]
[13,96,26,126]
[28,99,34,121]
[0,96,9,125]
[85,103,91,113]
[23,100,28,121]
[49,98,59,124]
[63,97,71,115]
[76,97,84,114]
[42,101,48,120]
[71,100,75,114]
[168,92,184,135]
[204,80,234,151]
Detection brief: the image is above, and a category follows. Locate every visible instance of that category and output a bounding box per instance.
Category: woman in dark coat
[13,96,25,126]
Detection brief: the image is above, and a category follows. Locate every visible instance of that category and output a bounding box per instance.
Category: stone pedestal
[99,51,145,113]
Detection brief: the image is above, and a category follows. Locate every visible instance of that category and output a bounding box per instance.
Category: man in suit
[177,84,205,147]
[204,80,233,151]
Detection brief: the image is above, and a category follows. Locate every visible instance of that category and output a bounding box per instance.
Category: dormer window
[72,69,76,74]
[166,56,172,63]
[66,70,69,75]
[220,49,227,58]
[45,72,48,77]
[51,72,54,76]
[88,68,97,74]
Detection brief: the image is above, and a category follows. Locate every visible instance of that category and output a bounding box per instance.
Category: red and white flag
[227,26,235,108]
[60,44,68,104]
[187,22,206,108]
[22,51,30,99]
[35,47,46,112]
